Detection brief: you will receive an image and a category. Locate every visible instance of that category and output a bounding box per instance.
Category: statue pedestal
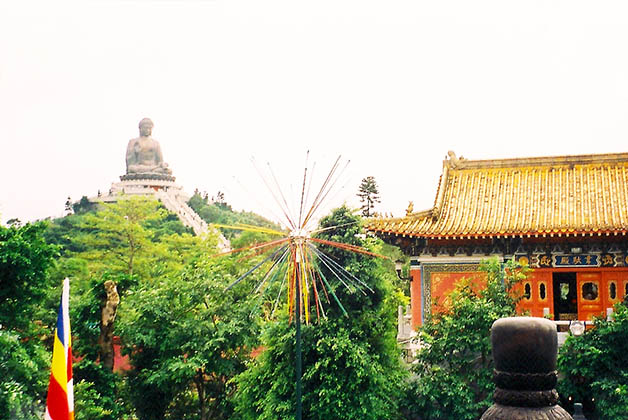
[92,175,186,204]
[120,173,176,182]
[108,176,183,198]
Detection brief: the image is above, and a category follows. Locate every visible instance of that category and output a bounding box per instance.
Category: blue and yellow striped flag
[45,278,74,420]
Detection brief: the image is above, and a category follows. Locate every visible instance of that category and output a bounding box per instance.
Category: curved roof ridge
[366,150,628,238]
[455,152,628,169]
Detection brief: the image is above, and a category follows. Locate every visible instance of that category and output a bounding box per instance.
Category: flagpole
[44,278,74,420]
[295,262,302,420]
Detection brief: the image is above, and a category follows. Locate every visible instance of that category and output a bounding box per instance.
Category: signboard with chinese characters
[530,252,624,268]
[554,254,599,267]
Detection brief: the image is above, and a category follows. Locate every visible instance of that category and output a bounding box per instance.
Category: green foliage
[46,196,198,281]
[357,176,380,217]
[73,380,112,420]
[0,221,58,330]
[44,213,91,255]
[69,273,136,362]
[0,221,59,419]
[145,211,194,238]
[117,257,260,420]
[45,197,219,418]
[72,359,133,420]
[230,230,274,249]
[557,300,628,419]
[72,196,168,277]
[188,192,282,240]
[0,329,49,419]
[402,258,528,420]
[72,196,99,214]
[233,206,407,420]
[377,241,410,296]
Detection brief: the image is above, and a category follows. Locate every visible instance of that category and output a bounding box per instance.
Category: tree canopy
[118,257,260,420]
[0,221,58,419]
[188,192,282,241]
[233,206,407,420]
[43,196,224,419]
[0,221,58,330]
[402,258,528,420]
[558,299,628,419]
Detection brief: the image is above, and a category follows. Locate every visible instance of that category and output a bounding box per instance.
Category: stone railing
[155,189,230,251]
[155,189,206,235]
[396,309,615,362]
[397,305,420,362]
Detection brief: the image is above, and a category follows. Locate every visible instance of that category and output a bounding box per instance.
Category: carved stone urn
[480,317,573,420]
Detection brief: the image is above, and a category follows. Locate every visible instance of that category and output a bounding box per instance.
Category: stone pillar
[481,317,573,420]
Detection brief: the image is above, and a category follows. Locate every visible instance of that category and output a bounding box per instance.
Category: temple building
[367,151,628,329]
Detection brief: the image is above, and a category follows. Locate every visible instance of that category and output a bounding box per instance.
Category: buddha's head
[139,118,154,137]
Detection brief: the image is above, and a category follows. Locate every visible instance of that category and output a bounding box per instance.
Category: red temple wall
[413,266,628,328]
[430,271,486,310]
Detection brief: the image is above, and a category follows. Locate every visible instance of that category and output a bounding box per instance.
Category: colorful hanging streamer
[216,154,387,323]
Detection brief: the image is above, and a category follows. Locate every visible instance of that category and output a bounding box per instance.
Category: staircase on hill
[154,189,230,251]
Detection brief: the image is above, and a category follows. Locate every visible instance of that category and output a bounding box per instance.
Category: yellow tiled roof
[367,152,628,238]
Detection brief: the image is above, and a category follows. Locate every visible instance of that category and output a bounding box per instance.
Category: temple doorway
[553,272,578,320]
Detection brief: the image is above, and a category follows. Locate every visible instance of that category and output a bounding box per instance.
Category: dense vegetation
[0,221,58,419]
[1,196,408,420]
[8,191,626,420]
[557,298,628,420]
[187,192,284,243]
[402,258,528,420]
[233,206,407,420]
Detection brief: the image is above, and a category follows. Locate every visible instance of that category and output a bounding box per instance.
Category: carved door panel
[519,271,552,318]
[602,271,625,312]
[536,272,552,318]
[577,272,603,321]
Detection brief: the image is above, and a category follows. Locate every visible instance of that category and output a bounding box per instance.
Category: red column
[410,267,422,329]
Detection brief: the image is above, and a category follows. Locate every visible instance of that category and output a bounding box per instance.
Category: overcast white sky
[1,1,628,225]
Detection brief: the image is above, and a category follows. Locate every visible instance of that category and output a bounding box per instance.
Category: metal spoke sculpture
[215,154,382,420]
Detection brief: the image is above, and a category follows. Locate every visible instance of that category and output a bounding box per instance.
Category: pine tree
[357,176,380,217]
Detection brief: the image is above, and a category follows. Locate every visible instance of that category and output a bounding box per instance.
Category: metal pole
[295,264,303,420]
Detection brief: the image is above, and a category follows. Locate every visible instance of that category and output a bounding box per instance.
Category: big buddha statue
[123,118,174,180]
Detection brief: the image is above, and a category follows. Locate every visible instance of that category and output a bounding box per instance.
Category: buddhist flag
[45,278,74,420]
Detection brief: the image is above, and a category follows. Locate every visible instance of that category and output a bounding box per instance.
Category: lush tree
[557,298,628,419]
[233,206,407,420]
[71,358,132,420]
[187,192,283,240]
[357,176,381,217]
[46,197,215,419]
[402,258,528,420]
[56,197,164,378]
[0,329,49,420]
[117,257,260,420]
[44,213,91,256]
[0,221,58,330]
[71,196,168,278]
[58,196,206,368]
[0,221,58,419]
[72,195,99,214]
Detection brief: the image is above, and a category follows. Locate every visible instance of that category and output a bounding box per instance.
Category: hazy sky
[2,1,628,225]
